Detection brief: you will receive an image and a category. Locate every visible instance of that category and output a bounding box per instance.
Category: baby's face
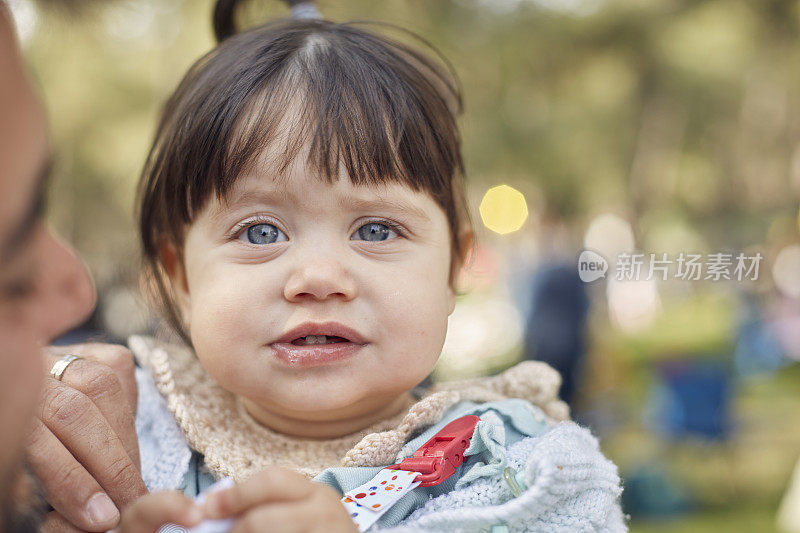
[175,159,455,434]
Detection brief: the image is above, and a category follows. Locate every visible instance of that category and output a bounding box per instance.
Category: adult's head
[0,3,95,529]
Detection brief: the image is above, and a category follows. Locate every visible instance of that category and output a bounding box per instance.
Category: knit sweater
[130,335,627,532]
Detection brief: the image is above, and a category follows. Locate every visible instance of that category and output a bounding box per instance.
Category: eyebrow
[338,196,431,223]
[219,188,431,223]
[0,157,50,265]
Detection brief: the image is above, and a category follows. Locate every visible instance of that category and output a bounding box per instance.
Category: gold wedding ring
[49,354,82,381]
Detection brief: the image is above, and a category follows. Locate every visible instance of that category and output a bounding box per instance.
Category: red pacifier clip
[386,414,481,486]
[341,415,481,531]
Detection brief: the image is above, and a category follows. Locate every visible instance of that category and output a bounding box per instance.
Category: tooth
[304,335,328,344]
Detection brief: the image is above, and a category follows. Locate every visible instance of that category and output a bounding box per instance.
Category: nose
[31,226,96,342]
[283,255,358,303]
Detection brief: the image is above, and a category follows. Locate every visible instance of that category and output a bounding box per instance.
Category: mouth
[271,322,367,367]
[272,321,367,345]
[290,335,350,346]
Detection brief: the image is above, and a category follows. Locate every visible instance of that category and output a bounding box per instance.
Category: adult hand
[114,491,202,533]
[28,343,149,532]
[203,466,358,533]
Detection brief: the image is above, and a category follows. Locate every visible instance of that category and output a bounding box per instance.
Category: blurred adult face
[0,4,95,529]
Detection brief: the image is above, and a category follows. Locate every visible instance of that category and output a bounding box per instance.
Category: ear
[447,285,457,315]
[448,228,475,316]
[159,239,191,326]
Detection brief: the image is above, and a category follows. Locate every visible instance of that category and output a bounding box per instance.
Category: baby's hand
[203,466,358,533]
[114,491,202,533]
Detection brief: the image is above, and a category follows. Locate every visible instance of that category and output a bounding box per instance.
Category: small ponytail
[212,0,238,42]
[212,0,321,43]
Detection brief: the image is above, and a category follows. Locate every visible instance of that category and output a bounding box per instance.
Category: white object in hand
[189,477,235,533]
[157,477,235,533]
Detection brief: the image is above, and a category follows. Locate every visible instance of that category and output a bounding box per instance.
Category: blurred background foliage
[10,0,800,531]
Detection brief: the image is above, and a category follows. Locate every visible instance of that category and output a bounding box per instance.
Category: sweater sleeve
[377,422,627,533]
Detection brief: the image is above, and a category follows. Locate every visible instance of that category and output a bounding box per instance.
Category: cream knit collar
[129,335,569,482]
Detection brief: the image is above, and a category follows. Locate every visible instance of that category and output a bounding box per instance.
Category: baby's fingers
[115,491,202,533]
[228,488,356,533]
[205,467,315,519]
[228,501,300,533]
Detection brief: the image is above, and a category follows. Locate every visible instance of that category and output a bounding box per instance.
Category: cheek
[184,263,279,388]
[376,250,452,365]
[185,252,274,331]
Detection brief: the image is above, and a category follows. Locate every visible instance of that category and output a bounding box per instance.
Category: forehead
[0,12,48,261]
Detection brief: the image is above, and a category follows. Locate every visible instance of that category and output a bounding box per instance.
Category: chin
[0,463,47,533]
[285,384,406,416]
[281,393,354,414]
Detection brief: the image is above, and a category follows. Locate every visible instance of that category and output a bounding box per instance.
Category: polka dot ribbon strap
[341,415,481,531]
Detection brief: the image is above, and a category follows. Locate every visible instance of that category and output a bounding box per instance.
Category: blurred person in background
[522,262,590,407]
[0,2,205,532]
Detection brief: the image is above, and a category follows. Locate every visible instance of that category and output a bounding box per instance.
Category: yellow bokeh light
[479,185,529,235]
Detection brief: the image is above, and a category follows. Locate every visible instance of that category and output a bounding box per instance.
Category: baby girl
[128,2,626,531]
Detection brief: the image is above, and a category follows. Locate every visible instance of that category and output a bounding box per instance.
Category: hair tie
[289,1,321,20]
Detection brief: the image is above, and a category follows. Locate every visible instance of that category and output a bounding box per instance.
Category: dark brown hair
[138,5,473,342]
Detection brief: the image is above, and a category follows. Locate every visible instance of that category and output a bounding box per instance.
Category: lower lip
[270,342,364,367]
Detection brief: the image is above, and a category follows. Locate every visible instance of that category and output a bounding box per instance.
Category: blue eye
[240,223,287,245]
[352,222,398,242]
